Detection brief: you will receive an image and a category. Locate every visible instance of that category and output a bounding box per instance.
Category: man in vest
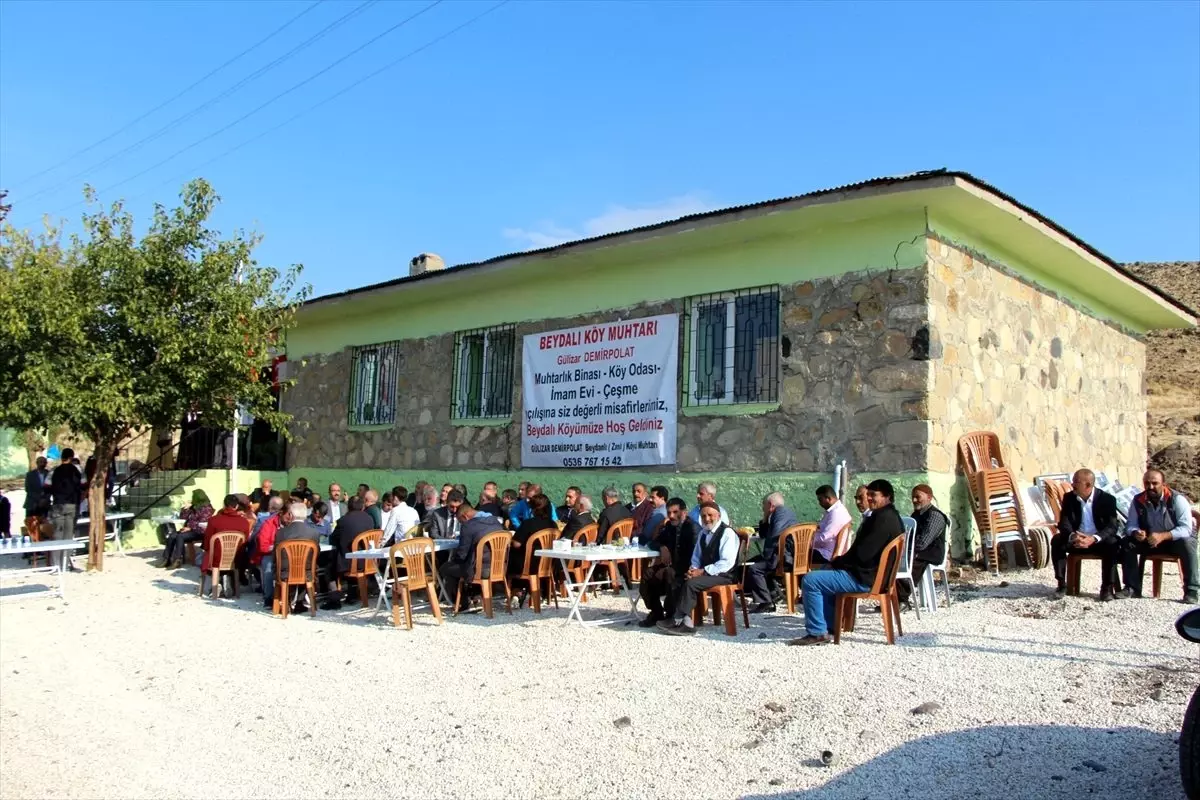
[1119,469,1197,603]
[658,502,740,636]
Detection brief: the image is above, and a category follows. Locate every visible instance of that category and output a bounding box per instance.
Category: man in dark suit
[0,489,10,540]
[560,495,596,539]
[557,486,581,525]
[596,486,634,542]
[440,502,505,606]
[744,491,799,613]
[1051,468,1121,600]
[330,496,375,577]
[424,489,464,539]
[23,456,51,520]
[275,502,321,613]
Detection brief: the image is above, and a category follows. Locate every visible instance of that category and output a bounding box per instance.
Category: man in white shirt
[384,493,421,546]
[687,481,730,527]
[660,503,740,636]
[326,483,346,525]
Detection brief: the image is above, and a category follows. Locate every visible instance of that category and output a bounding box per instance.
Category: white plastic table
[344,539,457,611]
[0,540,87,602]
[534,545,657,626]
[75,511,135,556]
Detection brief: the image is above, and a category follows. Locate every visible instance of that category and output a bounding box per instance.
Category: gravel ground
[0,552,1195,800]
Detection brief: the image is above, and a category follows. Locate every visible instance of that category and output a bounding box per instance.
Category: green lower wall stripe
[110,467,979,559]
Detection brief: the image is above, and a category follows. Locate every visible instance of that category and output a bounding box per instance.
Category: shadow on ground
[741,724,1183,800]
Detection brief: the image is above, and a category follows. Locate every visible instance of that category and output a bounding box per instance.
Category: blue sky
[2,0,1197,298]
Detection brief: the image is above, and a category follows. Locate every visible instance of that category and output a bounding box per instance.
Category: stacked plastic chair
[957,431,1034,574]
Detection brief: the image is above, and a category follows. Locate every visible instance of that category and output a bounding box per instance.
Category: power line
[10,1,326,188]
[137,0,511,203]
[56,0,453,214]
[18,0,381,204]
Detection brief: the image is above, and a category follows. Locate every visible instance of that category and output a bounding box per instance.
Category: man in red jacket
[251,497,286,608]
[201,495,253,594]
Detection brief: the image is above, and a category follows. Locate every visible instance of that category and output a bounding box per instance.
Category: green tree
[0,180,307,570]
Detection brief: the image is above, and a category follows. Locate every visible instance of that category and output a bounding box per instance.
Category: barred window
[683,286,780,406]
[349,341,400,426]
[452,325,515,420]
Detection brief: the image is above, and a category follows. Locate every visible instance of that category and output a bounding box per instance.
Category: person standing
[48,448,82,543]
[23,456,51,521]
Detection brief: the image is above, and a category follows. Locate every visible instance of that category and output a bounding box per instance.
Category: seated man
[290,477,314,505]
[638,498,698,627]
[557,486,581,525]
[323,496,375,610]
[200,493,253,574]
[896,484,950,608]
[440,502,505,606]
[249,479,277,514]
[1119,469,1197,603]
[687,481,730,527]
[628,483,654,538]
[274,502,321,613]
[658,502,740,636]
[787,479,905,646]
[1050,468,1121,599]
[853,485,870,517]
[596,486,634,542]
[560,495,597,539]
[424,489,464,539]
[384,487,420,545]
[811,484,853,566]
[744,492,798,613]
[643,486,670,542]
[364,489,383,529]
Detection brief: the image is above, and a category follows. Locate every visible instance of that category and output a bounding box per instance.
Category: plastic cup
[23,535,31,546]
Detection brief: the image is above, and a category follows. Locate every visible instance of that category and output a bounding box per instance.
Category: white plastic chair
[895,516,919,620]
[925,518,953,611]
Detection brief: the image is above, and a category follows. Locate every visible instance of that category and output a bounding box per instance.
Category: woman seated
[897,483,950,608]
[509,493,556,576]
[159,489,214,568]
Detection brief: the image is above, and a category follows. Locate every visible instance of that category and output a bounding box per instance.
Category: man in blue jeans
[787,479,905,646]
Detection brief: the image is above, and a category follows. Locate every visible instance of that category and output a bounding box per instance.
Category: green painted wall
[288,211,928,357]
[284,467,941,535]
[0,428,27,479]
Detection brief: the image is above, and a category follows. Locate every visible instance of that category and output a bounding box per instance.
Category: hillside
[1124,261,1200,500]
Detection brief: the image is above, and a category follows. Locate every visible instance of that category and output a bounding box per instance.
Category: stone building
[282,170,1196,556]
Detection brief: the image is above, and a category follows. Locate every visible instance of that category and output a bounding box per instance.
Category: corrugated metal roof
[301,169,1196,319]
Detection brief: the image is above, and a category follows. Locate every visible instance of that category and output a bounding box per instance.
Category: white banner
[522,313,678,468]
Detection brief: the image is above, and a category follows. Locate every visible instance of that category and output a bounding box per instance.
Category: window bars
[452,325,515,419]
[349,341,400,426]
[682,285,780,407]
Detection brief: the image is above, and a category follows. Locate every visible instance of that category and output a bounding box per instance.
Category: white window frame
[686,286,779,406]
[453,325,514,420]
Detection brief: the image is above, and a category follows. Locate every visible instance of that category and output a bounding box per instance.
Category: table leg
[919,568,937,613]
[559,562,595,626]
[115,519,125,556]
[373,567,391,613]
[57,550,67,601]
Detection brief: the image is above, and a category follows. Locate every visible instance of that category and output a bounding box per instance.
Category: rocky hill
[1124,261,1200,500]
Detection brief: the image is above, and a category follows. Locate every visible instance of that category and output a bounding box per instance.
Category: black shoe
[1053,581,1066,595]
[749,602,776,614]
[638,613,663,628]
[263,599,273,610]
[1099,587,1115,602]
[292,604,309,614]
[1117,587,1137,599]
[1183,591,1199,605]
[660,621,696,636]
[320,600,343,611]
